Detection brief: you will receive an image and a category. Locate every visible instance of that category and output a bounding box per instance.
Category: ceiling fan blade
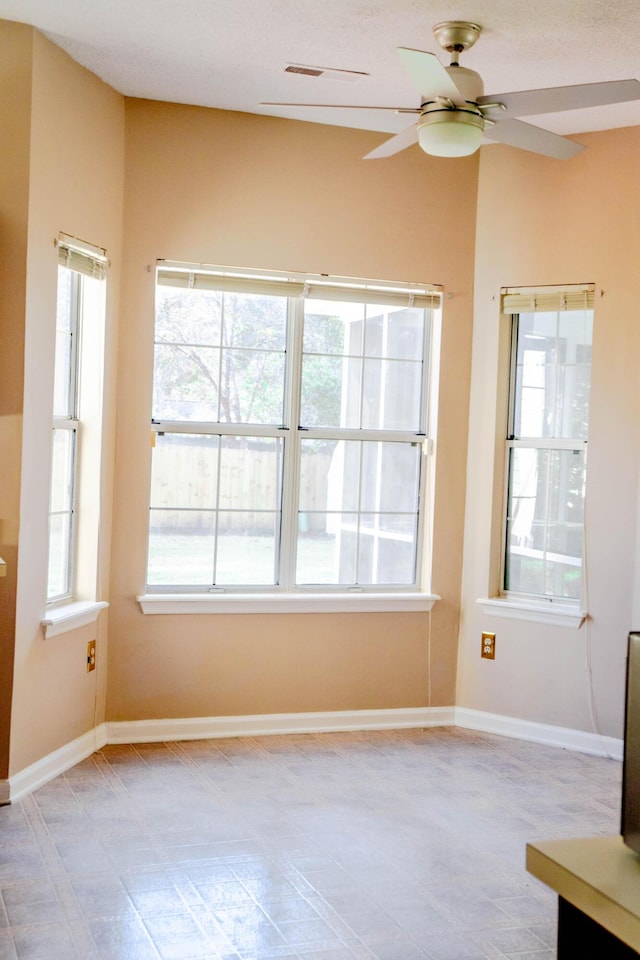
[260,102,419,112]
[397,47,463,101]
[364,123,419,159]
[479,79,640,120]
[484,118,585,159]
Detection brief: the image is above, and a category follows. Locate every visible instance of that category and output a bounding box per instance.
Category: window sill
[477,596,586,629]
[137,592,440,615]
[42,600,109,639]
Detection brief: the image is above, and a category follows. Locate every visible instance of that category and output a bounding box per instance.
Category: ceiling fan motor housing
[443,65,484,104]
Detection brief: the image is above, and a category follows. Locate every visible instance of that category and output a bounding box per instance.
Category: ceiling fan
[263,21,640,160]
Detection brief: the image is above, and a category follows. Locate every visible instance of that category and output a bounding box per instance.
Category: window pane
[360,442,420,512]
[297,439,421,586]
[301,299,425,431]
[215,437,282,584]
[53,268,74,417]
[219,349,285,424]
[299,440,357,513]
[300,355,361,429]
[148,435,283,586]
[149,343,284,423]
[303,302,359,354]
[147,509,215,586]
[505,447,585,600]
[219,436,282,512]
[300,439,420,514]
[296,513,358,585]
[223,292,287,350]
[358,513,417,585]
[216,514,279,585]
[153,343,220,421]
[156,287,222,346]
[362,358,422,430]
[47,513,71,598]
[154,288,287,425]
[365,306,425,360]
[513,310,592,440]
[299,439,334,514]
[557,310,592,439]
[151,433,218,509]
[296,512,417,586]
[50,428,75,513]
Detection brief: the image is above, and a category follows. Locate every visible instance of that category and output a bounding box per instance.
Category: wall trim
[455,707,623,760]
[8,724,108,804]
[105,706,454,743]
[6,706,623,802]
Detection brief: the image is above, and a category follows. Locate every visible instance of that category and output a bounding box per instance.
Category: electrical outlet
[481,631,495,659]
[87,640,96,672]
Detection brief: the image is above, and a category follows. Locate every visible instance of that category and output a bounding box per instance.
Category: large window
[47,237,107,603]
[503,286,594,603]
[147,264,440,593]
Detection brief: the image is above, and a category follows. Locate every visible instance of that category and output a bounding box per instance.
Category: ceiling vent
[284,63,368,82]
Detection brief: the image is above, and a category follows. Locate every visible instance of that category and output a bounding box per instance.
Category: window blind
[57,234,108,280]
[157,265,442,310]
[502,285,594,314]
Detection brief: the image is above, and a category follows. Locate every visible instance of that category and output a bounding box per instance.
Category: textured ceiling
[2,0,640,142]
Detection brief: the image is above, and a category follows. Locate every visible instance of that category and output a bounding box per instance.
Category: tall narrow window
[48,267,80,599]
[47,236,107,603]
[147,264,440,593]
[503,286,594,603]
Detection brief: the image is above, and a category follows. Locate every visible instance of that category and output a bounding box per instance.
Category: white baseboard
[6,705,622,803]
[105,706,455,744]
[9,724,108,804]
[455,707,623,761]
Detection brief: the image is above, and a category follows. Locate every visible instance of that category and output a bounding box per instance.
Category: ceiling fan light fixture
[417,108,484,158]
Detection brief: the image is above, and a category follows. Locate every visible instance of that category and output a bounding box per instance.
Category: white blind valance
[57,234,108,280]
[502,284,595,314]
[157,264,442,310]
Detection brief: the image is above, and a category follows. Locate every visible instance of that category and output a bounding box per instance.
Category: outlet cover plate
[481,632,495,659]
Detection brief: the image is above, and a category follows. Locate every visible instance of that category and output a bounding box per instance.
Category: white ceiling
[2,0,640,142]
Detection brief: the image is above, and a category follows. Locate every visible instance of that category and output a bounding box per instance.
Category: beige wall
[457,128,640,738]
[106,99,478,722]
[0,22,33,779]
[8,32,124,774]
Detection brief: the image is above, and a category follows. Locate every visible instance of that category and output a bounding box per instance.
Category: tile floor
[0,726,622,960]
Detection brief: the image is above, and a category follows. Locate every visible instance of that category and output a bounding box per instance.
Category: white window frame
[48,266,81,602]
[140,262,442,613]
[497,284,594,616]
[44,234,110,634]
